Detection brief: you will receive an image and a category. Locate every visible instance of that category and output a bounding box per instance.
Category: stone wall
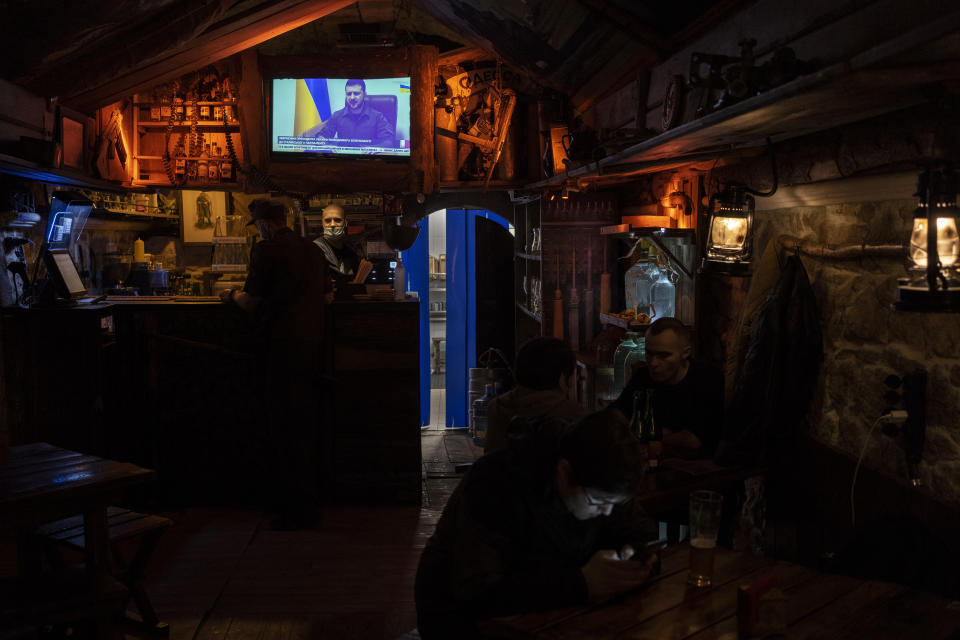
[726,192,960,504]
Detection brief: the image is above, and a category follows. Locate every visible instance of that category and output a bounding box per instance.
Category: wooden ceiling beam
[571,45,658,116]
[575,0,668,58]
[66,0,355,113]
[439,45,495,67]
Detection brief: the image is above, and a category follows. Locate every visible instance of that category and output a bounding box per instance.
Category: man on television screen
[303,79,395,148]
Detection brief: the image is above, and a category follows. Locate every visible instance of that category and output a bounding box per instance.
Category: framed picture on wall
[180,190,227,244]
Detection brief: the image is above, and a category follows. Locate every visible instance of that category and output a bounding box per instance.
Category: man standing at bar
[313,204,373,296]
[611,317,724,459]
[415,413,658,638]
[220,198,329,529]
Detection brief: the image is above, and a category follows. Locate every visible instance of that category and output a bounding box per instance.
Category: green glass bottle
[638,389,662,469]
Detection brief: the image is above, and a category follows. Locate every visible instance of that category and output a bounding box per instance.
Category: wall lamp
[699,137,777,277]
[700,183,756,276]
[894,166,960,312]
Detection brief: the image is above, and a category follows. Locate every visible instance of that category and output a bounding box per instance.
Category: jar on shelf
[612,331,643,398]
[650,259,677,320]
[624,247,658,315]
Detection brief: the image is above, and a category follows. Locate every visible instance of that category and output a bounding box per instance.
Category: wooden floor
[0,430,483,640]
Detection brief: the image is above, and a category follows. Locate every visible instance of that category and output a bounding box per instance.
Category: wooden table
[480,544,960,639]
[0,442,155,576]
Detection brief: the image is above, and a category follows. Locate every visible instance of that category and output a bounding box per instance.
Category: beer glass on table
[688,490,723,587]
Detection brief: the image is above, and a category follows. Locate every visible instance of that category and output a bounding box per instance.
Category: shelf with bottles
[132,131,242,187]
[132,77,244,187]
[133,76,240,126]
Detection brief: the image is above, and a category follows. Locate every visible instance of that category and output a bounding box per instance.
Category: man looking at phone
[415,412,659,639]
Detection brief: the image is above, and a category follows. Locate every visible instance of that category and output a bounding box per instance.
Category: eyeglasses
[582,487,630,507]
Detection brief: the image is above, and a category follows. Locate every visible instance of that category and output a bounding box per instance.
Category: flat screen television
[270,77,411,158]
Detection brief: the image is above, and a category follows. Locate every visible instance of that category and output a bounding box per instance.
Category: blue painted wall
[444,209,512,429]
[400,216,430,427]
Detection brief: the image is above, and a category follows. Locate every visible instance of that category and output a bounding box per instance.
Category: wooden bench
[35,507,172,636]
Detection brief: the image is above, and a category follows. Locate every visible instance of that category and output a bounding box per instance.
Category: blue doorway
[403,209,511,429]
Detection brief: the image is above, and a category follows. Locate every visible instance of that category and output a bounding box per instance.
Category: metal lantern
[701,184,755,276]
[895,167,960,312]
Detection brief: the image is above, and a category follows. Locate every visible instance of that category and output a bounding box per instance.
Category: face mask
[324,225,346,239]
[255,220,271,241]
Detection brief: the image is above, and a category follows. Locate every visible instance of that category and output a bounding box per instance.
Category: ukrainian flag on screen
[400,83,410,93]
[294,78,331,136]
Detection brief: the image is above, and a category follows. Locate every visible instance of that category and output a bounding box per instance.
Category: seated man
[610,317,724,459]
[302,79,395,148]
[415,412,659,639]
[485,337,586,454]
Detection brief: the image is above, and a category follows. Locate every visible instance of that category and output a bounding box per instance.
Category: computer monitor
[43,249,87,299]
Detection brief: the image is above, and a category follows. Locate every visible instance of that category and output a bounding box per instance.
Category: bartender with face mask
[313,204,369,285]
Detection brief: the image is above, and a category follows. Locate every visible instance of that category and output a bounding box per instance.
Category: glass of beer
[688,490,723,587]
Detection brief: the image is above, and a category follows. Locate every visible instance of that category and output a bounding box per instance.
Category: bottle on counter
[637,388,662,469]
[393,257,406,300]
[472,383,495,447]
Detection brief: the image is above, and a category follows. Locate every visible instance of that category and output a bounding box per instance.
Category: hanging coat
[721,254,823,465]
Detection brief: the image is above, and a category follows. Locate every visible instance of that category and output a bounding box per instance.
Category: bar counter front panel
[1,298,421,506]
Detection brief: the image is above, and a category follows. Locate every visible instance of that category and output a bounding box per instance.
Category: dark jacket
[414,433,656,639]
[244,227,328,370]
[611,360,724,459]
[320,102,394,147]
[313,236,363,278]
[721,254,823,466]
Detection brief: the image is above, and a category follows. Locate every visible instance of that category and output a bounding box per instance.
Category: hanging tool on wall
[552,252,564,341]
[568,247,580,352]
[583,246,595,344]
[94,108,126,179]
[434,59,518,186]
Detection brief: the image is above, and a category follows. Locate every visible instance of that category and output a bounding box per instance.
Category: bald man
[313,204,367,284]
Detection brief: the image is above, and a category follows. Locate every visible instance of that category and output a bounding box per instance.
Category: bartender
[313,204,369,286]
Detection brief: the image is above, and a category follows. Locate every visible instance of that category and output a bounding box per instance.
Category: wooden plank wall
[330,300,421,504]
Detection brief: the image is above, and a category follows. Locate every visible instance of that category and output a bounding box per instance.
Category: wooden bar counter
[1,297,421,506]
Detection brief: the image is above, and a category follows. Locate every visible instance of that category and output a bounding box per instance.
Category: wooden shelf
[541,220,616,227]
[599,312,649,331]
[138,121,240,128]
[135,101,238,107]
[525,17,960,187]
[517,303,542,323]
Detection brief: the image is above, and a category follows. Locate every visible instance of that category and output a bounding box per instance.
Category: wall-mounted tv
[271,77,411,158]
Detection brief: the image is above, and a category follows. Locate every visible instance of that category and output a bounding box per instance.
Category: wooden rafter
[65,0,355,113]
[439,45,496,67]
[575,0,669,58]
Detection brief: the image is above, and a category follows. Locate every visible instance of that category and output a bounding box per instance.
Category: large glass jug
[624,249,652,314]
[650,260,676,320]
[632,258,660,319]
